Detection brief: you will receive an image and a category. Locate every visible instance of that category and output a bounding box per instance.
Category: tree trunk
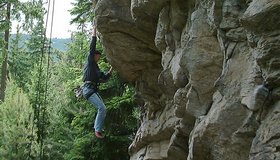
[0,2,11,102]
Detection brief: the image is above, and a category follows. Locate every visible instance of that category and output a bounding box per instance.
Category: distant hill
[10,34,71,52]
[51,37,71,52]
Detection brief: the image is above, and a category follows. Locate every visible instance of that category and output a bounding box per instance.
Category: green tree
[0,81,39,159]
[17,0,53,158]
[0,1,11,102]
[51,1,141,159]
[0,0,50,158]
[0,1,140,159]
[70,0,94,26]
[40,26,139,159]
[0,0,46,102]
[9,27,31,91]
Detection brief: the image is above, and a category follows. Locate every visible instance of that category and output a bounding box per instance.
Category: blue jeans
[82,86,106,132]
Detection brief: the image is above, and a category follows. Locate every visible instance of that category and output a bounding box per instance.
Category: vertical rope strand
[39,0,55,158]
[28,0,52,159]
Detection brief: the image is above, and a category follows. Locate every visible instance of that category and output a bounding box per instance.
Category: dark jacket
[83,36,111,86]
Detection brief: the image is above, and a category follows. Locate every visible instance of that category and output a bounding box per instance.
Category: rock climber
[82,26,112,138]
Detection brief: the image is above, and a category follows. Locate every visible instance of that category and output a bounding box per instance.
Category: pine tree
[0,81,38,159]
[70,0,94,26]
[1,1,140,159]
[0,2,11,102]
[0,0,45,102]
[9,26,30,91]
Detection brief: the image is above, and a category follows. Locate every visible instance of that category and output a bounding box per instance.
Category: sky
[12,0,77,39]
[47,0,77,38]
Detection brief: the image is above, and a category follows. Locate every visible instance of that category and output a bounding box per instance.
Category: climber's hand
[108,66,113,74]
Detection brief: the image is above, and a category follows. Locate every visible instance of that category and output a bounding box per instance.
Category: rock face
[95,0,280,159]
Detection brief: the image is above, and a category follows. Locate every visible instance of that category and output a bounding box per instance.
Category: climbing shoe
[95,131,104,139]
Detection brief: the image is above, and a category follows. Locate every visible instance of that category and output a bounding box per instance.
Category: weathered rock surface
[95,0,280,159]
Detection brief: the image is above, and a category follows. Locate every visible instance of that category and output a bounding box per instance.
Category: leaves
[0,82,39,159]
[69,0,94,25]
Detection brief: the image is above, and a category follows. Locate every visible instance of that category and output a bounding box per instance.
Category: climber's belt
[83,81,99,99]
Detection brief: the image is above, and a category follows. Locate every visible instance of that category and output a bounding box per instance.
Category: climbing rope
[27,0,56,159]
[40,0,56,158]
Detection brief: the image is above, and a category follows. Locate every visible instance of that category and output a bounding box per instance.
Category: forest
[0,0,140,159]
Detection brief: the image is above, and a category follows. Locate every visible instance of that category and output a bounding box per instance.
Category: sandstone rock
[180,36,223,118]
[246,85,270,111]
[155,6,169,52]
[131,0,168,32]
[158,69,177,97]
[95,0,161,81]
[94,0,280,159]
[219,0,247,29]
[255,33,280,88]
[249,101,280,160]
[226,27,247,42]
[189,7,214,38]
[234,112,259,138]
[188,97,250,160]
[241,0,280,33]
[167,130,188,160]
[169,50,188,88]
[169,0,190,48]
[272,88,280,102]
[174,86,189,119]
